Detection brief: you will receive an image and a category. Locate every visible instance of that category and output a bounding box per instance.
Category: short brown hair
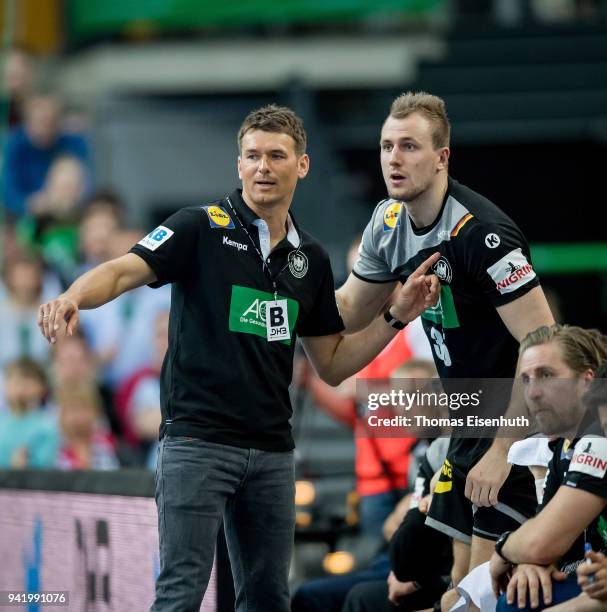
[520,324,607,374]
[237,104,307,156]
[389,91,450,149]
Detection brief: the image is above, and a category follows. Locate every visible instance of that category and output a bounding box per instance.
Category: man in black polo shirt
[37,105,440,612]
[489,324,607,611]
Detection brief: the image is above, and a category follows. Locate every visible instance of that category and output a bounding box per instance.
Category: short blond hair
[389,91,450,149]
[237,104,307,156]
[520,324,607,374]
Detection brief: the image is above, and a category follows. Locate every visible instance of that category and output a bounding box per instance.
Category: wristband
[383,308,407,330]
[495,530,514,565]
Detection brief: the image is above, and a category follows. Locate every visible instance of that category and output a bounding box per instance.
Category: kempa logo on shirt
[138,226,174,251]
[229,285,299,345]
[570,437,607,479]
[485,233,501,248]
[222,235,248,252]
[486,248,536,295]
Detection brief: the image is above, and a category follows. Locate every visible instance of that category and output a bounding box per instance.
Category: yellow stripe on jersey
[451,213,474,237]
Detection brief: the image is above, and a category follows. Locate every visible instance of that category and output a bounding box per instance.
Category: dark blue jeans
[495,575,581,611]
[291,554,391,612]
[359,490,406,540]
[151,436,295,612]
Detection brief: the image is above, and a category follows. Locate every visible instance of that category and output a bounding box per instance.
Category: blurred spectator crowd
[0,47,170,471]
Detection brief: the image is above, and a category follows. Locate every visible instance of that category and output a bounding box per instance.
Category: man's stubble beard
[386,176,432,204]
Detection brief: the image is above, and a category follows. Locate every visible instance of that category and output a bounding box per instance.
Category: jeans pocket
[164,435,197,444]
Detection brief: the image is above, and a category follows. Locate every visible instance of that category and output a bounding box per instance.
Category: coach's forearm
[62,260,133,309]
[320,315,399,386]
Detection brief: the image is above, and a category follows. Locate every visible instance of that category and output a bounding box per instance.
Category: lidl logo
[229,285,299,345]
[204,205,235,229]
[383,202,402,231]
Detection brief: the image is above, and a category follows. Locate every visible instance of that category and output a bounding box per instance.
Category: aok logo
[229,285,299,345]
[241,298,267,326]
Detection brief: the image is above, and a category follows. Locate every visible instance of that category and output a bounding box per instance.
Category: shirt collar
[228,188,301,249]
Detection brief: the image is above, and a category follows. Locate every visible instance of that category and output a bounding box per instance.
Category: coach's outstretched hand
[38,295,80,344]
[390,252,441,324]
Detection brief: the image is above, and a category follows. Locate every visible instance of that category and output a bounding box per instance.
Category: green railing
[67,0,446,42]
[530,243,607,274]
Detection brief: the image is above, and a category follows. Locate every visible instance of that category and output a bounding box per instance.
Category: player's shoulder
[448,178,526,246]
[569,435,607,480]
[366,197,400,232]
[135,205,205,252]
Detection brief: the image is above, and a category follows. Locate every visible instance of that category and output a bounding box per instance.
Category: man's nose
[257,156,270,173]
[389,148,401,165]
[527,379,543,400]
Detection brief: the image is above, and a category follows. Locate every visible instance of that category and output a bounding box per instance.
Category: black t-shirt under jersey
[130,189,344,451]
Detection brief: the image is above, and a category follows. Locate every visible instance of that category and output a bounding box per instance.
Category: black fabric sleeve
[460,219,540,308]
[297,252,345,337]
[129,206,201,287]
[563,436,607,500]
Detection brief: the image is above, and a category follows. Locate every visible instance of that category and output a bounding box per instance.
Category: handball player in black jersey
[336,91,554,609]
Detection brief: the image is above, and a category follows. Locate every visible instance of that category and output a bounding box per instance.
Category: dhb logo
[269,306,285,327]
[138,226,174,251]
[269,306,287,337]
[151,229,168,241]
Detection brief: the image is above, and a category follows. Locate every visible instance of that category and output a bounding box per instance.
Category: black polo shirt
[130,189,344,451]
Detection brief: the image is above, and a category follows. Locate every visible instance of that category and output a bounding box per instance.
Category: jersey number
[430,327,452,367]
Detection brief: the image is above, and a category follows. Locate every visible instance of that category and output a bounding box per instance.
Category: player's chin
[387,186,417,202]
[252,190,280,205]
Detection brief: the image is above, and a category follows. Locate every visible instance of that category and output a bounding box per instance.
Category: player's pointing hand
[390,252,441,324]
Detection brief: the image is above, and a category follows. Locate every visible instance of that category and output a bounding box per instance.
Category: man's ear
[436,147,450,172]
[237,156,242,180]
[582,369,595,387]
[298,154,310,179]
